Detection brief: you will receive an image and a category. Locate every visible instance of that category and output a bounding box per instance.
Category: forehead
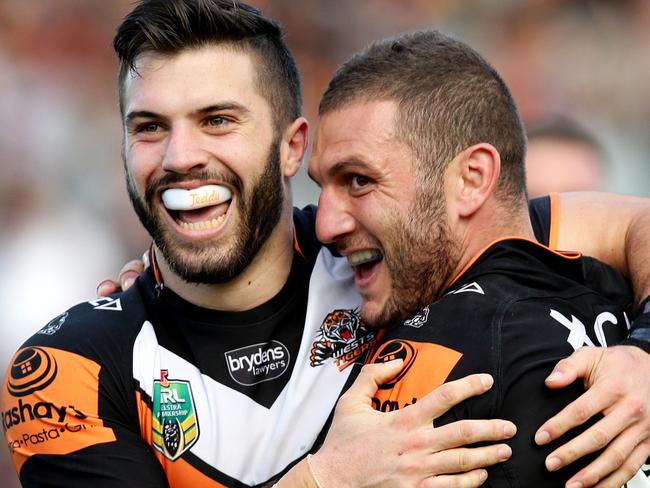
[309,100,413,181]
[122,45,267,116]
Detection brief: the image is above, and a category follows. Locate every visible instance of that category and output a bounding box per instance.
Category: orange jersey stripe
[2,347,116,472]
[548,192,560,250]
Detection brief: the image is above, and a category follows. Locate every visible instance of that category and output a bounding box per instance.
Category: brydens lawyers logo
[152,370,199,461]
[225,341,289,386]
[7,347,58,397]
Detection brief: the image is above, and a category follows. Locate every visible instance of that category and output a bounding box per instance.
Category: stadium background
[1,0,649,484]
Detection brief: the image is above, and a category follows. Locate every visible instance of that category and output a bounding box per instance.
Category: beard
[365,184,458,329]
[125,138,284,284]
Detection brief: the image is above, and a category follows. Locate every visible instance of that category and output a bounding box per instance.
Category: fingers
[545,347,601,389]
[542,400,639,472]
[430,419,517,452]
[342,360,404,403]
[536,387,613,447]
[118,259,145,291]
[422,469,488,488]
[427,444,512,475]
[562,429,650,487]
[412,374,494,423]
[96,278,120,297]
[592,439,650,488]
[96,257,146,296]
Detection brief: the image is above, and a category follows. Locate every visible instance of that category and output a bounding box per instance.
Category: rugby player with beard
[94,2,650,487]
[309,30,650,487]
[1,1,521,487]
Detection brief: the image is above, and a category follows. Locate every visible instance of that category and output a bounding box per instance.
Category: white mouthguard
[162,185,232,211]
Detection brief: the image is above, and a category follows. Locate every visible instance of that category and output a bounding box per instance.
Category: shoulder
[1,287,148,479]
[12,282,149,371]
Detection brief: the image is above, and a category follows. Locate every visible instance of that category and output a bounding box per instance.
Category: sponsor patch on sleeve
[2,346,116,472]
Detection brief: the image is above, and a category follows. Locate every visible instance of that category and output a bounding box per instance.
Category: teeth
[162,185,232,210]
[347,250,382,267]
[178,215,225,231]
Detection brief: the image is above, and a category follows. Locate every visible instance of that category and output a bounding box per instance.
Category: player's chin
[360,299,392,329]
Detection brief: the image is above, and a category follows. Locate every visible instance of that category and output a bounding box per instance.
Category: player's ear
[451,143,500,218]
[280,117,309,177]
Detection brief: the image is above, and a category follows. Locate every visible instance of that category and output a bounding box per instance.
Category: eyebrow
[196,102,249,116]
[308,158,370,184]
[124,102,250,125]
[125,110,160,125]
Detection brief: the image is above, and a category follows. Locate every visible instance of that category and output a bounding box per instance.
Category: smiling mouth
[161,184,232,231]
[347,249,383,267]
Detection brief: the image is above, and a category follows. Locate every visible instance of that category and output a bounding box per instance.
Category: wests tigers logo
[310,309,377,371]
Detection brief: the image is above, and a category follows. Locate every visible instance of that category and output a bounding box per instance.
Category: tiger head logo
[310,308,375,368]
[321,309,362,344]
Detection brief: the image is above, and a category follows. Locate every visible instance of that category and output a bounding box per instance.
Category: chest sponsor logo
[152,370,199,461]
[225,340,290,386]
[367,340,463,413]
[372,340,418,389]
[37,312,69,336]
[310,308,377,371]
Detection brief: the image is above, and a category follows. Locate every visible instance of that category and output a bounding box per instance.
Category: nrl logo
[152,370,200,461]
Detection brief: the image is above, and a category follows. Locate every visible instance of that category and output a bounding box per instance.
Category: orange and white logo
[369,340,463,413]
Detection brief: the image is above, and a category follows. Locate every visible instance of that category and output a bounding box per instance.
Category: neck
[156,211,295,312]
[445,199,534,290]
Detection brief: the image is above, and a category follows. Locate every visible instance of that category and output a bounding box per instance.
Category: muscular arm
[555,191,650,304]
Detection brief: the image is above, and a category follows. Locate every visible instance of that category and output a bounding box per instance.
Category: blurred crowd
[1,0,649,485]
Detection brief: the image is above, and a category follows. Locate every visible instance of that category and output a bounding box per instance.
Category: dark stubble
[368,181,458,329]
[125,138,284,284]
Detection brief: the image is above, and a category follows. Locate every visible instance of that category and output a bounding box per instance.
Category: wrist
[273,456,322,488]
[621,296,650,355]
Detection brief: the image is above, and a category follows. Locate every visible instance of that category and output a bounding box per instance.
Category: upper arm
[554,192,650,275]
[2,343,167,487]
[554,191,650,303]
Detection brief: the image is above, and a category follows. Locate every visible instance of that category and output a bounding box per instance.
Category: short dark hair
[114,0,302,132]
[319,30,527,205]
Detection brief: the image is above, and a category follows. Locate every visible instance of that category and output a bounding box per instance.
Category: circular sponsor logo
[372,340,417,389]
[7,347,58,397]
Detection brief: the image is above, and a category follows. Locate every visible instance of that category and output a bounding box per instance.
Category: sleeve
[2,310,170,487]
[528,195,552,246]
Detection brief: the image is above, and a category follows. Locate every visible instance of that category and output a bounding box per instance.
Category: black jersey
[1,198,641,487]
[1,207,379,487]
[367,238,649,486]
